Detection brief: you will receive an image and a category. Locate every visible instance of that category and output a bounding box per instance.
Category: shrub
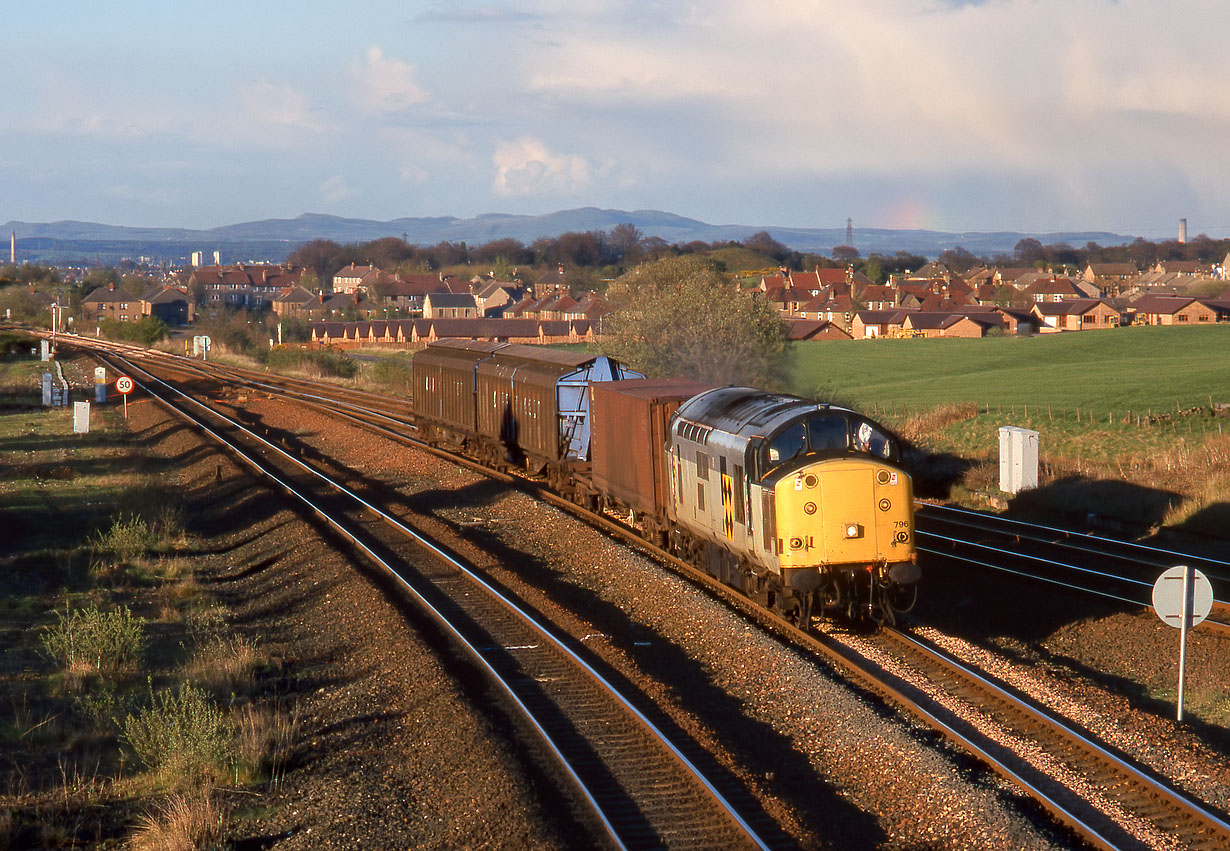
[131,788,228,851]
[40,603,147,675]
[122,682,233,785]
[95,514,156,561]
[365,355,413,395]
[72,682,136,732]
[262,346,358,378]
[99,317,170,346]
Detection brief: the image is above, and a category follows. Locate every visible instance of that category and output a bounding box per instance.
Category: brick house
[782,319,852,340]
[271,286,322,320]
[1029,299,1121,332]
[1127,295,1219,326]
[142,286,195,325]
[902,312,1004,339]
[1082,263,1138,294]
[852,309,913,339]
[191,264,304,309]
[423,292,479,319]
[331,264,375,294]
[82,284,141,323]
[1024,277,1086,303]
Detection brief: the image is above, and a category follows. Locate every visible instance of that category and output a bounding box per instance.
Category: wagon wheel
[793,590,815,632]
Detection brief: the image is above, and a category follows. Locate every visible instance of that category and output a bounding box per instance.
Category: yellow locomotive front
[753,412,918,625]
[773,458,913,571]
[768,453,917,624]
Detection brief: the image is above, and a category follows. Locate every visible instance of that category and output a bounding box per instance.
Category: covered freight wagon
[589,378,717,541]
[411,339,504,443]
[412,340,642,474]
[474,344,642,469]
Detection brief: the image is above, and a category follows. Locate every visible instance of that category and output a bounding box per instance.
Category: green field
[789,325,1230,417]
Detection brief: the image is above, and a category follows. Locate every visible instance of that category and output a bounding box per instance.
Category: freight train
[411,339,918,627]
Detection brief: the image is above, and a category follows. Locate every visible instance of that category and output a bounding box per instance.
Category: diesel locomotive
[412,340,918,627]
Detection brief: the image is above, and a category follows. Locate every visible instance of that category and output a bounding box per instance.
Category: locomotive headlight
[843,523,863,539]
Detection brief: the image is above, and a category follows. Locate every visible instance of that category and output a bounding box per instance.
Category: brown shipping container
[590,378,717,516]
[412,340,505,434]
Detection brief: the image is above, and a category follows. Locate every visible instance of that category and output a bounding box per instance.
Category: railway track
[916,503,1230,631]
[95,349,779,851]
[848,628,1230,850]
[54,336,1230,847]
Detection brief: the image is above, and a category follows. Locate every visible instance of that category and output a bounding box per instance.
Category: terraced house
[190,263,305,308]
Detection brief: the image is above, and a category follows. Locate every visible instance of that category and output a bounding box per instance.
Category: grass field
[788,325,1230,416]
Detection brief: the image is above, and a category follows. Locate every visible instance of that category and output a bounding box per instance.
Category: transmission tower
[845,217,854,247]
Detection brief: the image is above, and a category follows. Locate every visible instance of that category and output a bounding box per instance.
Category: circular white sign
[115,376,134,394]
[1152,565,1214,628]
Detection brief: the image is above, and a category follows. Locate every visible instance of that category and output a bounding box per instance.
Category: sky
[4,0,1229,239]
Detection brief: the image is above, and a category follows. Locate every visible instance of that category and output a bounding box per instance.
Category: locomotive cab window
[807,414,848,452]
[765,422,806,465]
[852,419,896,460]
[759,413,900,475]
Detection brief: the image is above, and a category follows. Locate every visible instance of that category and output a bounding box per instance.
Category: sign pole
[115,376,134,421]
[1177,565,1191,721]
[1152,564,1213,723]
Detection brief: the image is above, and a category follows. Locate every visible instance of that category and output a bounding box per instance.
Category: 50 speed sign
[115,376,134,394]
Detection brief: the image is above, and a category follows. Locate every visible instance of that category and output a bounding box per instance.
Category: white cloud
[492,137,592,196]
[399,163,431,184]
[320,175,357,203]
[351,46,429,113]
[239,79,324,131]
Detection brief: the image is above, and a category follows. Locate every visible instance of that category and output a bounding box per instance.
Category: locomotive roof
[674,385,855,438]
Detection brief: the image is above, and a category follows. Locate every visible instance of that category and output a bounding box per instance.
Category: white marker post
[115,375,134,420]
[1152,565,1214,721]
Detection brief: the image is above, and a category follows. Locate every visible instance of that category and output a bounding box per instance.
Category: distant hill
[2,208,1136,265]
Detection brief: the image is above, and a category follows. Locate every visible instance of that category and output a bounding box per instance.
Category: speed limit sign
[115,376,134,394]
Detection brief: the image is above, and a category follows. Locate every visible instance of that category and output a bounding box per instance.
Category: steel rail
[103,352,772,851]
[920,502,1230,572]
[605,548,1127,850]
[918,531,1157,591]
[915,536,1230,631]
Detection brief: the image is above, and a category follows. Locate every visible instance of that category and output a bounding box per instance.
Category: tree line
[4,229,1228,308]
[287,229,1230,290]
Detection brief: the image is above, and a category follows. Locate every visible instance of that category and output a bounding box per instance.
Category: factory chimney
[9,231,14,264]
